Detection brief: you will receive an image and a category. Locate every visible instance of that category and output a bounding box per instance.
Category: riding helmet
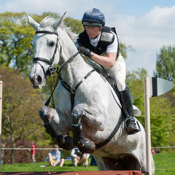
[82,8,105,27]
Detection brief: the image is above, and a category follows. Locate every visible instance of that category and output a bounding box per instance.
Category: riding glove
[78,46,94,58]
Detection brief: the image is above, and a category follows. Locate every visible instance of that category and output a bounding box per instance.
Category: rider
[76,8,139,135]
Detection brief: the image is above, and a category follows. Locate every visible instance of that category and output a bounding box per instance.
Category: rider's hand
[78,46,94,58]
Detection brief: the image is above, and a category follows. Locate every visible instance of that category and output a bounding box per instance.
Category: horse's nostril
[36,75,42,83]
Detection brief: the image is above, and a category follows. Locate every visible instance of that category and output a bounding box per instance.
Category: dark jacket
[77,26,119,56]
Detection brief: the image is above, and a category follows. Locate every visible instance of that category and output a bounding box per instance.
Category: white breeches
[104,53,126,91]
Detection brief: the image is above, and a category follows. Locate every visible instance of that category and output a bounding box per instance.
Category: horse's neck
[62,54,92,87]
[59,33,92,87]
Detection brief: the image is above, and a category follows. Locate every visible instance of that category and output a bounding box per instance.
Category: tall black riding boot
[120,85,140,135]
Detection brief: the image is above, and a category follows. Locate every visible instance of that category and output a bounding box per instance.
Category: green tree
[64,17,84,34]
[30,12,60,24]
[0,12,34,75]
[154,45,175,82]
[162,92,175,147]
[153,45,175,146]
[0,66,51,164]
[150,95,174,147]
[127,68,175,146]
[0,12,61,78]
[126,68,148,127]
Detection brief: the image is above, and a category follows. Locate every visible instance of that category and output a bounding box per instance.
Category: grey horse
[28,13,155,174]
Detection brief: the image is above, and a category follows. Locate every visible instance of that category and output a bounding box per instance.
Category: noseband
[33,31,60,78]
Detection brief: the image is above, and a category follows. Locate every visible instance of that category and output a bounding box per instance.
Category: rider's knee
[117,81,126,91]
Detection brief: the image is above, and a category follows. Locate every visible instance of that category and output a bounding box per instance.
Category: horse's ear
[52,12,66,30]
[27,15,39,31]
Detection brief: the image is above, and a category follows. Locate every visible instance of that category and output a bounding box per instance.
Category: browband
[35,31,58,36]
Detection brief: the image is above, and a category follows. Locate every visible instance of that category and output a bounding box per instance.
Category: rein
[44,51,80,107]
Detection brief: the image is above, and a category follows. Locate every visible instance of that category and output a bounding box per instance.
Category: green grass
[153,152,175,175]
[1,152,175,175]
[0,159,98,172]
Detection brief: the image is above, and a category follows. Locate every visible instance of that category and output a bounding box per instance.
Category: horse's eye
[49,41,55,47]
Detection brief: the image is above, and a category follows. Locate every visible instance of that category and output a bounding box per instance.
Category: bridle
[33,30,61,78]
[32,30,94,108]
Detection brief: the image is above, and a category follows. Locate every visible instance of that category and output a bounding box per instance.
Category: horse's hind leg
[39,105,74,150]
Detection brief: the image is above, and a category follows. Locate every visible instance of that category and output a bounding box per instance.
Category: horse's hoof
[57,135,74,150]
[79,138,95,154]
[55,135,65,144]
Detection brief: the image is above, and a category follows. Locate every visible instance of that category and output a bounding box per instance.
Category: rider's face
[85,26,101,39]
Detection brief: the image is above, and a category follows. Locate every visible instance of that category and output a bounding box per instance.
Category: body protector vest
[77,26,120,58]
[77,26,120,95]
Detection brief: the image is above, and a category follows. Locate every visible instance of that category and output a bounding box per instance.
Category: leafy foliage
[127,68,175,146]
[64,17,84,34]
[0,12,34,75]
[154,45,175,82]
[0,66,51,163]
[150,96,173,146]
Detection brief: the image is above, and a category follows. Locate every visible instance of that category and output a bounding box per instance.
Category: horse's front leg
[39,105,74,150]
[71,103,105,153]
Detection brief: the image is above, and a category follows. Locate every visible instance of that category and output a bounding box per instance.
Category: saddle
[93,64,121,101]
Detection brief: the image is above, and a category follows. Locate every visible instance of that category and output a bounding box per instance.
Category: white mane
[39,16,77,41]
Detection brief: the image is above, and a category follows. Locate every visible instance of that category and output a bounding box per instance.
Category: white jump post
[144,76,174,175]
[0,81,2,172]
[144,77,152,175]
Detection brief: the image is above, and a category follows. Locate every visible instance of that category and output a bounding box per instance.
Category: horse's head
[28,13,66,89]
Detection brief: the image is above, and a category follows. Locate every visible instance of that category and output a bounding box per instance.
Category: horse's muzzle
[29,74,45,89]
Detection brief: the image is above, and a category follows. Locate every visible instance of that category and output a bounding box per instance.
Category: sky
[0,0,175,76]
